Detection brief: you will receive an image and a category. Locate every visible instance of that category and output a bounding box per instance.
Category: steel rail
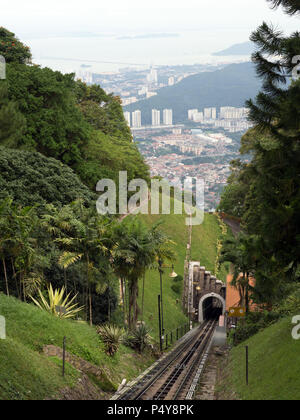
[173,320,217,400]
[117,322,208,400]
[152,321,216,400]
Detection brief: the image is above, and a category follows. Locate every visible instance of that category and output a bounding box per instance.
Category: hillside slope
[124,62,261,124]
[219,317,300,400]
[213,41,254,56]
[140,204,231,339]
[0,294,154,400]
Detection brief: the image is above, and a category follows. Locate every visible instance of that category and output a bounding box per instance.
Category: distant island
[213,41,254,56]
[117,33,180,40]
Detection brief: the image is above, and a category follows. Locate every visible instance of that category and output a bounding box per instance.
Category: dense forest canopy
[0,147,95,209]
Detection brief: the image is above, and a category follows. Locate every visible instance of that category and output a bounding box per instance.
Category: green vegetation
[97,324,125,356]
[220,233,259,313]
[0,293,155,400]
[220,316,300,400]
[219,0,300,308]
[30,285,84,319]
[0,147,95,208]
[0,27,31,64]
[123,324,153,354]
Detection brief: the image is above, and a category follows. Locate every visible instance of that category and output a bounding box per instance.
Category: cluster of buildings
[188,106,248,122]
[144,153,231,212]
[91,65,197,108]
[124,109,173,128]
[134,124,241,211]
[188,106,251,133]
[151,130,232,156]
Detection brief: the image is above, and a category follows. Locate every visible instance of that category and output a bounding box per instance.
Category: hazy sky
[2,0,299,38]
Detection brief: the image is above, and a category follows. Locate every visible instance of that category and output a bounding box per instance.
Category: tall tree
[0,27,32,64]
[56,200,111,326]
[112,218,174,329]
[220,233,259,313]
[0,84,25,146]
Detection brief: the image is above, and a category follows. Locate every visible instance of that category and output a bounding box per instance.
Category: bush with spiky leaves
[30,284,84,319]
[123,324,152,353]
[97,324,125,356]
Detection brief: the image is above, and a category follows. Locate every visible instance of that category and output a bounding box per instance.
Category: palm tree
[42,203,78,292]
[141,222,175,321]
[56,200,110,326]
[112,217,175,329]
[9,203,40,301]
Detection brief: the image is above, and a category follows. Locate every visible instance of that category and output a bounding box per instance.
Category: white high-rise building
[188,109,198,120]
[147,68,158,84]
[193,112,204,122]
[152,109,161,126]
[163,109,173,125]
[204,108,212,119]
[132,110,142,128]
[211,108,217,120]
[220,106,249,120]
[168,76,175,86]
[138,86,148,96]
[124,112,131,127]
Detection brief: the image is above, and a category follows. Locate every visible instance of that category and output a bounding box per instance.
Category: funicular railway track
[115,320,217,401]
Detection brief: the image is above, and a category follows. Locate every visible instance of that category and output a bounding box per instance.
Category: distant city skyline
[125,105,250,132]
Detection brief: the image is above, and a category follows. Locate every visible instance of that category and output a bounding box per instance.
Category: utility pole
[158,259,165,342]
[158,295,163,352]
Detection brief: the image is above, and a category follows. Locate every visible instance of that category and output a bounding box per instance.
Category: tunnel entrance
[198,293,225,323]
[203,297,223,320]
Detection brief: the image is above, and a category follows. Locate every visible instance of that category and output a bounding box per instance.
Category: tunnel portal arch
[198,292,225,323]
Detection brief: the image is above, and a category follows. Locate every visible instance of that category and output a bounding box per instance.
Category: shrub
[171,283,182,294]
[123,324,152,353]
[233,311,282,345]
[97,324,125,356]
[30,284,84,319]
[173,274,183,283]
[273,286,300,316]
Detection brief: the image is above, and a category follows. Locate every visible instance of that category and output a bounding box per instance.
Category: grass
[219,317,300,400]
[139,194,231,339]
[0,338,79,400]
[0,293,155,400]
